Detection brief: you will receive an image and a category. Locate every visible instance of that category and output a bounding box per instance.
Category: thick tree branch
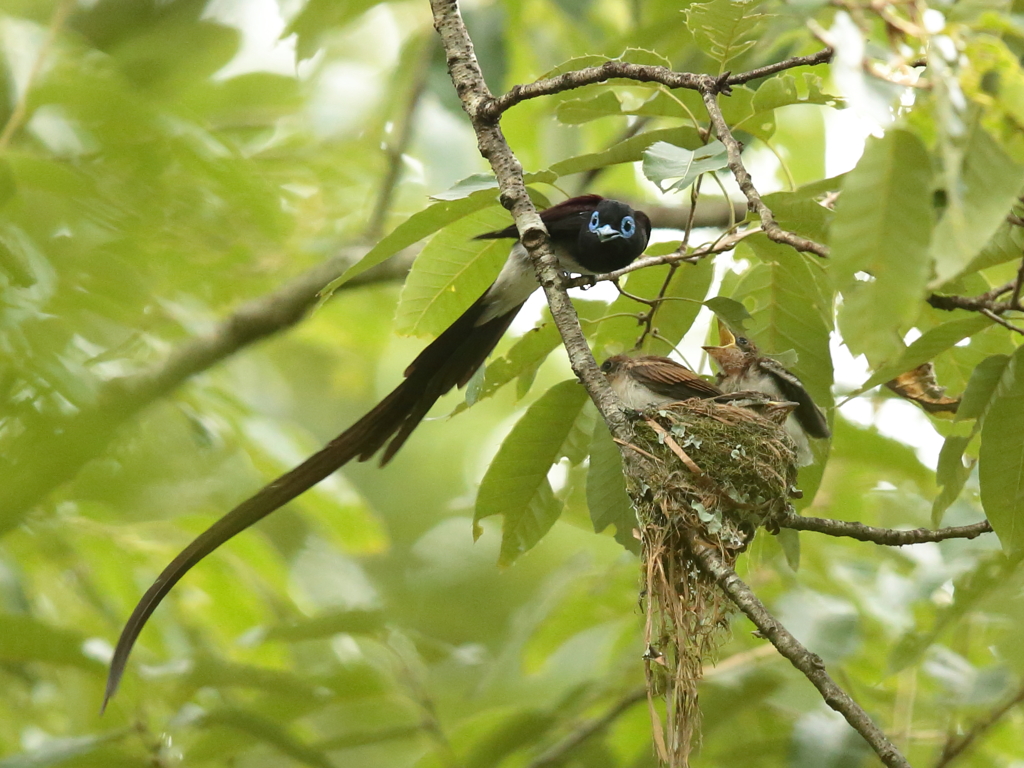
[429,0,628,439]
[428,9,903,765]
[685,531,911,768]
[0,247,414,536]
[778,513,993,545]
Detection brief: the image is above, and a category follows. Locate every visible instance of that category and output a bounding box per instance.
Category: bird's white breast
[477,241,584,325]
[610,374,675,410]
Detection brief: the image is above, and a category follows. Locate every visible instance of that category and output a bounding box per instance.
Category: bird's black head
[577,199,651,273]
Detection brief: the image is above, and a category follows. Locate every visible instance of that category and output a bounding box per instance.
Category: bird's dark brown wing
[475,195,603,240]
[758,359,831,439]
[631,356,722,400]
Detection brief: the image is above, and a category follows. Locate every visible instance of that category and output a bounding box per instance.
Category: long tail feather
[104,294,524,708]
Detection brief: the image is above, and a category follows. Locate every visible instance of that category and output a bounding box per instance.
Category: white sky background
[203,0,946,469]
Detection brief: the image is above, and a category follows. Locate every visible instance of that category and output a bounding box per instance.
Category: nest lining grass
[622,400,798,767]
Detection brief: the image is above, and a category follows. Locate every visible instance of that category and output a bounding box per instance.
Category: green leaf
[642,140,729,193]
[762,181,837,245]
[831,130,934,363]
[685,0,766,67]
[199,707,334,768]
[0,614,104,672]
[0,733,127,768]
[465,322,563,408]
[933,433,974,525]
[751,73,844,113]
[463,710,555,768]
[854,315,992,395]
[0,158,15,210]
[557,87,703,127]
[931,125,1024,286]
[0,223,41,288]
[475,380,589,565]
[394,207,512,337]
[322,191,499,297]
[593,259,714,355]
[547,126,703,178]
[704,295,753,332]
[776,528,800,570]
[979,346,1024,553]
[957,353,1011,421]
[649,258,716,351]
[733,236,834,406]
[285,0,383,60]
[263,608,386,642]
[555,90,625,124]
[587,420,639,554]
[431,171,558,200]
[965,222,1024,274]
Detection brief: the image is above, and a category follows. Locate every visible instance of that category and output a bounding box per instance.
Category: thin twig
[980,308,1024,336]
[644,417,704,474]
[698,85,830,258]
[637,174,705,347]
[366,35,436,240]
[613,438,662,463]
[777,513,993,545]
[684,531,912,768]
[526,689,648,768]
[0,0,75,151]
[565,228,754,288]
[934,682,1024,768]
[725,48,834,85]
[1010,254,1024,309]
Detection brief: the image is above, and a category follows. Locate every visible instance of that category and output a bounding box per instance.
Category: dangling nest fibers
[621,399,798,767]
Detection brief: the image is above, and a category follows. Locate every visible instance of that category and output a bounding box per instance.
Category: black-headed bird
[105,196,651,707]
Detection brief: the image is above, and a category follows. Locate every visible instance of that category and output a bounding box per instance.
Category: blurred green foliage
[1,0,1023,767]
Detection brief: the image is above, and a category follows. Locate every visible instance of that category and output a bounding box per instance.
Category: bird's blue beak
[594,224,622,242]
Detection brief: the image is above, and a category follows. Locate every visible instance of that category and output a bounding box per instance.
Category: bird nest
[621,399,798,767]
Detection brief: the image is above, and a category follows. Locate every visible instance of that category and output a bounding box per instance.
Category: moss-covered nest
[622,399,799,767]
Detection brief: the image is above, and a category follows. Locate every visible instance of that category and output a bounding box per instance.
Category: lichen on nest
[621,399,799,767]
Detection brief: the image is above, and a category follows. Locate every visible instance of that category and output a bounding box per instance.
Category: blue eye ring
[588,211,600,232]
[620,215,635,238]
